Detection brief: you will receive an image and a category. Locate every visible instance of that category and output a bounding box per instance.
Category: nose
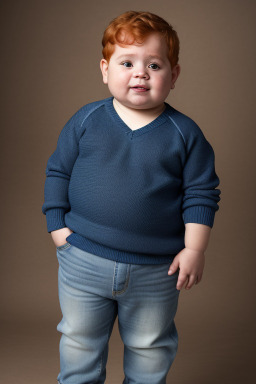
[133,66,149,79]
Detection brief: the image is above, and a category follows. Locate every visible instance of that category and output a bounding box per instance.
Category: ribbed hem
[46,208,66,233]
[182,206,215,227]
[66,233,176,265]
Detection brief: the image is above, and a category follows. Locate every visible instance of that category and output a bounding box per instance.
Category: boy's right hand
[51,227,73,247]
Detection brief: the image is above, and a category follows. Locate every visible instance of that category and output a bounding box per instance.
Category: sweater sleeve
[182,125,221,228]
[42,108,86,232]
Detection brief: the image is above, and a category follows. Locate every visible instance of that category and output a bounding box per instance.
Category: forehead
[111,33,169,60]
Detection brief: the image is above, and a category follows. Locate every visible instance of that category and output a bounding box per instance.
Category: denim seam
[112,264,130,296]
[96,307,117,380]
[56,243,71,251]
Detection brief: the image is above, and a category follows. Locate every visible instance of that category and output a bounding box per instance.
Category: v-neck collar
[105,97,170,138]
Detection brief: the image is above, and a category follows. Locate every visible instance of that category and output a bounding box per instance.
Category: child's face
[100,33,180,110]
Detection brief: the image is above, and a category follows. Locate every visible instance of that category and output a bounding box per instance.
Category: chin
[125,99,158,110]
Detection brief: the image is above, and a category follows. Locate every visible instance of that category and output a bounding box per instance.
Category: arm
[42,106,88,245]
[168,223,211,290]
[168,120,221,290]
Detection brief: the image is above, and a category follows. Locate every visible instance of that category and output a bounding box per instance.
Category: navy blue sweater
[42,97,221,264]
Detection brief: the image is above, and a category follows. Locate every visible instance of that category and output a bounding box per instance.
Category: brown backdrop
[1,0,255,383]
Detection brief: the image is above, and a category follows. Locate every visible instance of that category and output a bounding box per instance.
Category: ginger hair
[102,11,180,68]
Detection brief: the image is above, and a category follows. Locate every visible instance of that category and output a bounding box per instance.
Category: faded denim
[56,243,180,384]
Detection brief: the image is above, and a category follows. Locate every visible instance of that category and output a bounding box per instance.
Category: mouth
[130,85,150,92]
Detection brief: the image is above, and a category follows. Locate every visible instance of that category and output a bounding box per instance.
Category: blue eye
[149,63,160,70]
[122,62,133,68]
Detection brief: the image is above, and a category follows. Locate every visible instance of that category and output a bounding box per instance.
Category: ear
[171,64,181,89]
[100,59,109,84]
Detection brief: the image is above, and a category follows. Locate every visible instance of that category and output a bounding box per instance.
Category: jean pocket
[56,242,71,251]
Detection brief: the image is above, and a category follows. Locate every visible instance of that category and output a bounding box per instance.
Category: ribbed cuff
[182,206,215,227]
[46,208,66,233]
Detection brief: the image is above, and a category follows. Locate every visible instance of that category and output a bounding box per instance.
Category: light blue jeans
[56,243,180,384]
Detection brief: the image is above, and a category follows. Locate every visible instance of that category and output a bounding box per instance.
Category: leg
[56,244,118,384]
[117,262,180,384]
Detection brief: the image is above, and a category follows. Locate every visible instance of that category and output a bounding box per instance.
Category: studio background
[1,1,255,383]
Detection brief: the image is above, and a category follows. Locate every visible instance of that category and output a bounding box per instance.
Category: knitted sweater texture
[42,97,221,264]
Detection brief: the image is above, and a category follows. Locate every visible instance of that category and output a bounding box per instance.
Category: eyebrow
[115,54,164,62]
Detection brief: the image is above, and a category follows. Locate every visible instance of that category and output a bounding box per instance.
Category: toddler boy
[42,10,221,384]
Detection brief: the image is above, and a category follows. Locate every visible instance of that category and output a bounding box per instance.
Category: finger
[176,274,188,290]
[195,274,203,284]
[168,259,179,275]
[185,274,197,290]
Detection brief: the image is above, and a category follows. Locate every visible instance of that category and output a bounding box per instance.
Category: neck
[113,98,166,120]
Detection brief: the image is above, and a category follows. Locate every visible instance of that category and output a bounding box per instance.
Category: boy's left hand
[168,248,205,290]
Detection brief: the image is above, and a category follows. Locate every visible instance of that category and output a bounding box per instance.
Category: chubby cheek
[112,70,129,84]
[108,71,129,92]
[159,72,172,87]
[152,76,172,95]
